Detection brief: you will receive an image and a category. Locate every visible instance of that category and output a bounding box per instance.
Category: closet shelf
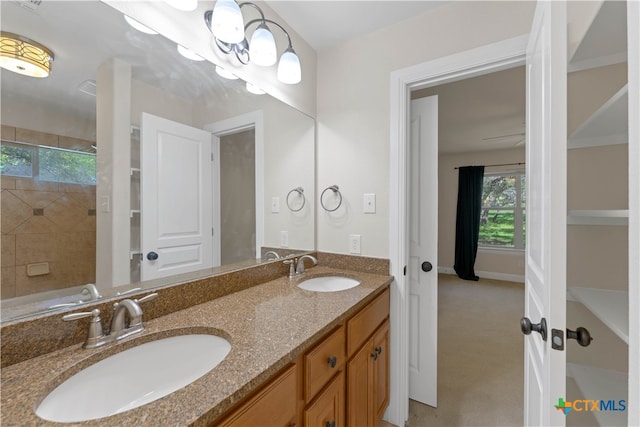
[130,250,142,260]
[567,210,628,225]
[130,167,141,175]
[568,84,628,149]
[568,287,629,343]
[130,209,141,218]
[568,0,628,72]
[567,363,627,426]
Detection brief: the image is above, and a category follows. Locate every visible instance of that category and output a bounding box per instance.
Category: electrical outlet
[363,193,376,213]
[349,234,361,254]
[271,197,280,213]
[280,231,288,247]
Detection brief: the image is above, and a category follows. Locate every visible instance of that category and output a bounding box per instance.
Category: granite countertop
[1,266,392,426]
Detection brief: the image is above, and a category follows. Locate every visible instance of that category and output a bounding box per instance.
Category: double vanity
[0,254,392,426]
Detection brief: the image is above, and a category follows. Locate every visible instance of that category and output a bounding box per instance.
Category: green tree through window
[479,172,526,249]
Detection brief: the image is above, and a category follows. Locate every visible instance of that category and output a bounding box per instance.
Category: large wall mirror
[1,1,315,321]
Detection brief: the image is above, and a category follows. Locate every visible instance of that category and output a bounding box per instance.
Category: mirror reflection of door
[219,129,256,265]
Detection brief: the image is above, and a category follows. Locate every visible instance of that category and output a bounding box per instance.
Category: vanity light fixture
[163,0,198,12]
[124,15,158,35]
[0,32,54,78]
[215,65,238,80]
[204,0,301,84]
[177,44,205,61]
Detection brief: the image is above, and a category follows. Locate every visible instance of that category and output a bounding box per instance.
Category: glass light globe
[177,45,205,61]
[210,0,244,44]
[163,0,198,12]
[277,47,301,84]
[249,23,276,67]
[215,65,238,80]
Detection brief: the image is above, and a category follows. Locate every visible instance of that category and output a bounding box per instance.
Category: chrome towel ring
[321,185,342,212]
[286,187,305,212]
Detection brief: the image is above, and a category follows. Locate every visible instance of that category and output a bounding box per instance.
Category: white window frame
[479,170,526,250]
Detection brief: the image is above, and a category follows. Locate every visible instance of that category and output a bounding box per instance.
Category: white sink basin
[298,276,360,292]
[36,334,231,423]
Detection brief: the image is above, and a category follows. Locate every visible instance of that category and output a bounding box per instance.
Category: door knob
[567,327,593,347]
[520,317,547,341]
[421,261,433,272]
[146,251,159,261]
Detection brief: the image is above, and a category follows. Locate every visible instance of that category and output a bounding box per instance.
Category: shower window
[1,141,96,185]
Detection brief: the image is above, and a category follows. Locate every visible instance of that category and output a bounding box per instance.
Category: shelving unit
[130,127,141,282]
[568,287,629,344]
[567,363,627,427]
[567,209,628,225]
[565,2,631,424]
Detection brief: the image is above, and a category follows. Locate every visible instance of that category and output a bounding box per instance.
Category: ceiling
[266,1,447,51]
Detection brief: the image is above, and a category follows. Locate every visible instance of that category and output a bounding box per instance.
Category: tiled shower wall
[1,125,96,299]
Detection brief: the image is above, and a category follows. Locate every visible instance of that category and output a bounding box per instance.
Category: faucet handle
[135,292,158,305]
[62,309,107,349]
[283,258,297,279]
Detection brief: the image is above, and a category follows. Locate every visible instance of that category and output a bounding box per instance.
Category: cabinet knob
[371,352,378,360]
[375,346,382,355]
[327,356,337,368]
[325,421,336,427]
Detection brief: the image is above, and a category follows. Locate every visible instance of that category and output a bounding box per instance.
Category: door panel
[524,2,567,425]
[408,95,438,406]
[141,113,213,281]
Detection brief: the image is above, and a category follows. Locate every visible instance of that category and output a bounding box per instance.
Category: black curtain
[454,166,485,281]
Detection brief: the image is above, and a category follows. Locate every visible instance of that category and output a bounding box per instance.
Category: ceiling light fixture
[124,15,158,35]
[163,0,198,12]
[204,0,301,84]
[0,32,54,78]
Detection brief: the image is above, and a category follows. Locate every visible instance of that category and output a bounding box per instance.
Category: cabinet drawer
[215,365,297,427]
[304,371,345,427]
[347,287,390,357]
[305,325,346,402]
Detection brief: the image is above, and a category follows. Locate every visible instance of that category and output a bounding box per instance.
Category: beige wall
[316,1,536,257]
[439,148,526,280]
[1,126,96,299]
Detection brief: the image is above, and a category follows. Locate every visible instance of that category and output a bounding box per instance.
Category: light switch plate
[280,231,288,247]
[271,197,280,213]
[363,193,376,213]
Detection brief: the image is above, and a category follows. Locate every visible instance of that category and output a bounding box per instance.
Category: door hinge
[403,265,407,276]
[211,152,214,162]
[212,227,214,236]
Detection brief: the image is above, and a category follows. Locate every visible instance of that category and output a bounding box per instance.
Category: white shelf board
[568,0,628,71]
[130,209,141,218]
[568,287,629,344]
[567,363,627,426]
[567,210,629,226]
[568,85,628,149]
[129,250,142,260]
[130,167,141,175]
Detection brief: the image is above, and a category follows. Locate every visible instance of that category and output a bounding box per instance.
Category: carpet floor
[406,274,524,427]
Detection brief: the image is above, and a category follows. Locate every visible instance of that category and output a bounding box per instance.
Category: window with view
[1,142,96,185]
[479,172,526,249]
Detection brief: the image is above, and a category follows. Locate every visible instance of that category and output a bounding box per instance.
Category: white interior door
[523,2,567,425]
[408,95,438,406]
[141,112,214,281]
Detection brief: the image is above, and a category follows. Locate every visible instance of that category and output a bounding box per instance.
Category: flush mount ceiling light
[204,0,301,84]
[0,32,54,78]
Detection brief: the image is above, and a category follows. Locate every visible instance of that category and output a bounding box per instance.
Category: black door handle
[567,327,593,347]
[421,261,433,272]
[146,251,159,261]
[520,317,547,341]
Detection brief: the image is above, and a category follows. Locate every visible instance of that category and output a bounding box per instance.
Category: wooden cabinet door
[215,365,297,427]
[346,339,371,427]
[372,320,390,424]
[305,371,345,427]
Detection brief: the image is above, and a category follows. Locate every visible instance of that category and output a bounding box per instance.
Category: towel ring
[286,187,305,212]
[321,185,342,212]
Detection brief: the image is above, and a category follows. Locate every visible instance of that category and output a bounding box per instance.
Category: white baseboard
[437,266,524,283]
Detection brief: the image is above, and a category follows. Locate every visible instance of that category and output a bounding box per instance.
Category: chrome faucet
[62,293,158,349]
[80,283,101,301]
[264,250,281,260]
[295,255,318,275]
[283,257,298,279]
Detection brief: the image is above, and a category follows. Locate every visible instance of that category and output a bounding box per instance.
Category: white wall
[316,1,536,258]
